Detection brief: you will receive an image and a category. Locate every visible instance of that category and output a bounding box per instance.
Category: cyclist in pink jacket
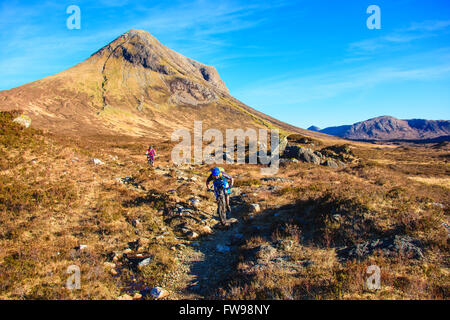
[145,145,156,166]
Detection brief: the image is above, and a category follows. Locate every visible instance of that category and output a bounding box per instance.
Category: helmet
[211,167,220,178]
[149,146,153,149]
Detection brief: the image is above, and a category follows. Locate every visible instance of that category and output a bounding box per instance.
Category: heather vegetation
[0,111,448,300]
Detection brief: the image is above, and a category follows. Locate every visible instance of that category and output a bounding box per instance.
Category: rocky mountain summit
[0,29,310,138]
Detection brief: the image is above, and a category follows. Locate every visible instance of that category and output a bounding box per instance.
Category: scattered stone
[132,219,140,227]
[150,287,169,299]
[103,262,116,269]
[133,293,143,300]
[277,239,294,251]
[123,248,133,254]
[113,253,122,262]
[76,244,88,251]
[110,269,118,276]
[13,114,31,128]
[117,294,133,300]
[190,198,200,208]
[332,214,342,222]
[182,228,199,240]
[137,246,145,253]
[138,257,152,268]
[322,159,339,168]
[442,222,450,236]
[198,225,213,235]
[256,244,277,260]
[92,158,104,165]
[227,218,238,224]
[249,204,261,214]
[314,151,324,158]
[116,176,145,191]
[338,235,424,261]
[260,177,292,183]
[279,158,299,166]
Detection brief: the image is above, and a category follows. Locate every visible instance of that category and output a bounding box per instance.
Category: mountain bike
[210,180,228,226]
[147,156,154,166]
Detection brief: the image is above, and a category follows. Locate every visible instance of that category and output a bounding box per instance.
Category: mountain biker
[145,145,156,166]
[206,167,233,213]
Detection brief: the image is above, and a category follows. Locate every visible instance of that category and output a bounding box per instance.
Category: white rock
[190,198,200,208]
[93,158,104,165]
[13,115,31,128]
[250,203,261,213]
[138,257,152,268]
[150,287,169,299]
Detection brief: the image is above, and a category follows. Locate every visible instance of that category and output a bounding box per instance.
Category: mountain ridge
[0,29,317,139]
[310,116,450,141]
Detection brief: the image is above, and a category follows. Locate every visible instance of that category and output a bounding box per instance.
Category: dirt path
[144,165,246,299]
[162,210,243,299]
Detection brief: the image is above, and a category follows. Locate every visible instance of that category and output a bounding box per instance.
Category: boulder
[198,225,213,235]
[92,158,104,165]
[103,262,116,269]
[189,198,200,208]
[182,228,199,240]
[283,145,321,165]
[249,204,261,214]
[13,114,31,128]
[256,244,277,261]
[149,287,169,299]
[323,159,339,168]
[337,235,424,261]
[133,293,143,300]
[138,257,152,268]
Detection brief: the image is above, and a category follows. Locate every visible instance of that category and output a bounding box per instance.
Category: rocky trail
[116,164,250,299]
[162,217,242,299]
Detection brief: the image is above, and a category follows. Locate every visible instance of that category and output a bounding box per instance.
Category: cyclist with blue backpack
[206,167,234,214]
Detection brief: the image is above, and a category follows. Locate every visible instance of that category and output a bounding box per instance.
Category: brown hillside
[0,29,328,141]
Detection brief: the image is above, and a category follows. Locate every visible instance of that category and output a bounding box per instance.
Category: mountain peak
[315,116,450,141]
[307,125,321,132]
[0,29,308,137]
[90,29,229,94]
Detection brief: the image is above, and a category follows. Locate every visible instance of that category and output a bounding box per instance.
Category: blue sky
[0,0,449,128]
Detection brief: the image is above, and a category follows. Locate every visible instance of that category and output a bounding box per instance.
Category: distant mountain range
[308,116,450,141]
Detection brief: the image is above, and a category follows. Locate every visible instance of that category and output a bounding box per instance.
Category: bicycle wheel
[217,188,227,225]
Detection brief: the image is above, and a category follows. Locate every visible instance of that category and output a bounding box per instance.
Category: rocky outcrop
[13,115,31,128]
[283,145,321,165]
[337,235,424,261]
[168,77,217,106]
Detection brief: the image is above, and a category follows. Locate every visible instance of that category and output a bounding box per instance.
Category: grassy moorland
[0,111,448,299]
